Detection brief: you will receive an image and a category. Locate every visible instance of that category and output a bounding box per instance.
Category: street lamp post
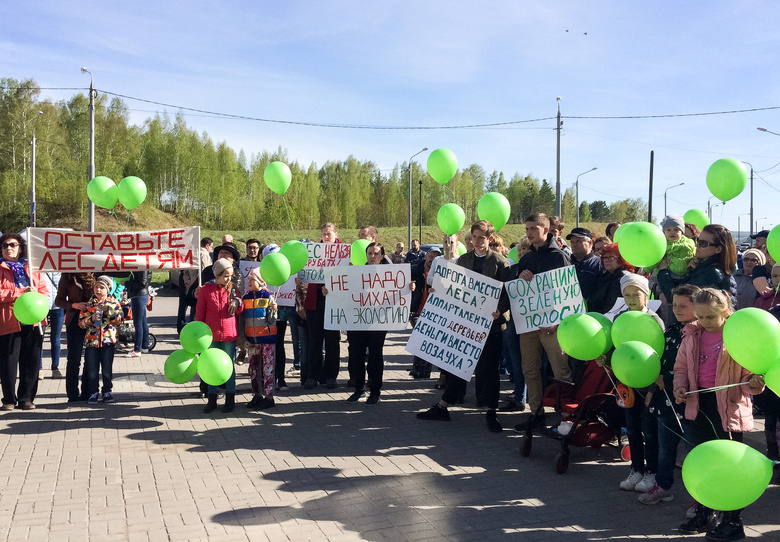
[81,67,96,232]
[574,167,597,227]
[408,147,428,249]
[30,111,42,227]
[756,217,767,234]
[663,182,685,217]
[737,213,751,243]
[555,97,562,216]
[741,160,755,239]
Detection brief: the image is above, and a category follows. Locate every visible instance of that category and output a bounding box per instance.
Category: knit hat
[262,244,280,258]
[212,258,232,277]
[96,275,114,290]
[661,214,685,232]
[620,273,649,296]
[743,248,766,266]
[246,267,264,285]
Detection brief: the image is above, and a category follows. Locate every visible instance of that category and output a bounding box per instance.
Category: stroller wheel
[520,437,532,457]
[147,334,157,352]
[554,452,569,474]
[620,444,631,462]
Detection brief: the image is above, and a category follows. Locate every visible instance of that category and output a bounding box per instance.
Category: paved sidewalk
[0,288,777,541]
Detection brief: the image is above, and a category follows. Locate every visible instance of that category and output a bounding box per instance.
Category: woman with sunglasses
[735,248,764,309]
[0,233,49,410]
[658,224,737,304]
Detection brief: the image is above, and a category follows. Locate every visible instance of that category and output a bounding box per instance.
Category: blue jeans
[207,341,236,394]
[130,295,150,352]
[502,320,526,403]
[48,308,65,370]
[656,405,683,490]
[84,344,115,395]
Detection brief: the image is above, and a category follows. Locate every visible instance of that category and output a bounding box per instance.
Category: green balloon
[457,241,466,257]
[13,292,49,325]
[350,239,370,265]
[180,321,213,354]
[87,176,118,209]
[117,176,147,210]
[587,312,614,352]
[280,240,309,274]
[260,252,291,286]
[427,148,458,185]
[164,350,198,384]
[683,209,709,231]
[557,314,608,360]
[477,192,511,232]
[264,161,292,195]
[706,158,748,202]
[611,311,665,355]
[682,439,772,511]
[766,225,780,265]
[612,224,624,244]
[765,366,780,395]
[611,341,661,388]
[615,222,666,268]
[507,246,518,263]
[197,348,234,386]
[723,307,780,374]
[437,203,465,235]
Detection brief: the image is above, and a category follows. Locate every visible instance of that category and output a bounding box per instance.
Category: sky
[3,1,780,239]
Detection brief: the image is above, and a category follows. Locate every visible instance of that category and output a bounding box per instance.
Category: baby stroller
[116,286,158,352]
[520,358,628,474]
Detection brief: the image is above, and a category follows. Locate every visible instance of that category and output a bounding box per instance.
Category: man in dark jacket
[417,220,511,432]
[508,212,573,418]
[567,227,602,305]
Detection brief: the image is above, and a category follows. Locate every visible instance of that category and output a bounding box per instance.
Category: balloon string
[282,196,296,236]
[662,388,685,434]
[684,381,749,395]
[443,185,456,202]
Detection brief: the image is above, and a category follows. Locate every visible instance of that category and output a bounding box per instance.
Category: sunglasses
[697,239,719,248]
[1,242,19,249]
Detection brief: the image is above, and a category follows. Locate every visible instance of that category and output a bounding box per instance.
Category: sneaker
[0,403,13,411]
[486,410,503,433]
[634,472,656,493]
[38,372,44,380]
[638,484,674,505]
[276,381,290,392]
[141,348,150,354]
[416,404,450,421]
[705,516,745,541]
[51,369,64,379]
[619,469,643,491]
[19,402,35,410]
[346,390,366,403]
[102,392,115,404]
[87,393,100,405]
[126,351,142,358]
[365,394,380,406]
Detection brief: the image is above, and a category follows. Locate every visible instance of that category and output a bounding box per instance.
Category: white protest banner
[604,298,662,322]
[505,265,585,334]
[28,227,200,273]
[296,242,351,284]
[323,264,412,331]
[404,260,502,381]
[237,260,295,305]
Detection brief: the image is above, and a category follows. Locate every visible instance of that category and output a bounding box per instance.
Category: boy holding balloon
[240,268,278,410]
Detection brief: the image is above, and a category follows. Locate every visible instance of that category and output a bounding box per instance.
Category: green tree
[578,201,592,223]
[589,200,610,221]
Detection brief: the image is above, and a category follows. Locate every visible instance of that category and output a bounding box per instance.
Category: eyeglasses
[743,257,760,263]
[697,239,719,248]
[1,242,19,249]
[247,245,260,250]
[489,243,499,248]
[601,255,619,261]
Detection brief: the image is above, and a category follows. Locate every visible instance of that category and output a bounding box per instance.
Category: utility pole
[82,68,96,232]
[555,97,562,216]
[647,151,654,223]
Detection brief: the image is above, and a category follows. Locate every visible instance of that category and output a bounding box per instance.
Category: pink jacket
[195,282,242,342]
[0,260,48,336]
[673,321,763,432]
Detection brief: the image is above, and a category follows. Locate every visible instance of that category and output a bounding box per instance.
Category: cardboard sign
[405,260,502,381]
[322,264,412,330]
[237,260,296,306]
[28,227,200,273]
[505,265,585,334]
[296,242,350,284]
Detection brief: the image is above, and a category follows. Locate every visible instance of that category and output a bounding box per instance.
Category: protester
[124,269,152,358]
[589,244,635,314]
[390,242,405,264]
[754,264,780,310]
[751,230,775,295]
[567,227,602,304]
[43,271,64,379]
[592,236,611,257]
[404,239,424,264]
[606,222,622,241]
[549,216,572,258]
[243,238,261,262]
[735,248,764,309]
[417,220,511,432]
[78,275,123,405]
[240,268,278,410]
[659,214,697,282]
[56,273,95,402]
[674,288,764,539]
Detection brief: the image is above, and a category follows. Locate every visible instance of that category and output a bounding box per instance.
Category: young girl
[196,258,243,413]
[240,269,278,410]
[78,275,123,405]
[674,288,765,540]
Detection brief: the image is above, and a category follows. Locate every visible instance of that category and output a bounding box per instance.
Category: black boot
[679,504,714,535]
[203,394,218,413]
[222,393,235,413]
[706,510,745,541]
[767,429,780,460]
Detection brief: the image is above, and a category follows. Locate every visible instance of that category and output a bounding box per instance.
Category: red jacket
[195,282,242,342]
[0,260,48,336]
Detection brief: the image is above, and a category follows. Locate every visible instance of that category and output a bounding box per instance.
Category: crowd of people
[0,214,775,541]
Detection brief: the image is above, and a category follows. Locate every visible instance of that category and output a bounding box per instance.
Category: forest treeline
[0,78,648,233]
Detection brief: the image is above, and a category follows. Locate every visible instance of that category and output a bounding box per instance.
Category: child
[661,214,697,279]
[78,275,123,405]
[639,284,700,505]
[616,274,665,493]
[754,264,780,310]
[240,268,278,410]
[674,288,765,539]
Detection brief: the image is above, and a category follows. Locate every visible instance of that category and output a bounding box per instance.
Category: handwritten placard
[296,242,351,284]
[237,260,295,306]
[322,264,411,330]
[405,260,502,381]
[505,265,585,334]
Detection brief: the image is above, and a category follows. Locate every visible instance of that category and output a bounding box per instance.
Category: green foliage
[589,200,610,221]
[579,201,592,222]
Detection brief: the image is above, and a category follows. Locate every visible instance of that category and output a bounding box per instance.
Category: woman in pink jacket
[673,287,764,540]
[196,258,242,413]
